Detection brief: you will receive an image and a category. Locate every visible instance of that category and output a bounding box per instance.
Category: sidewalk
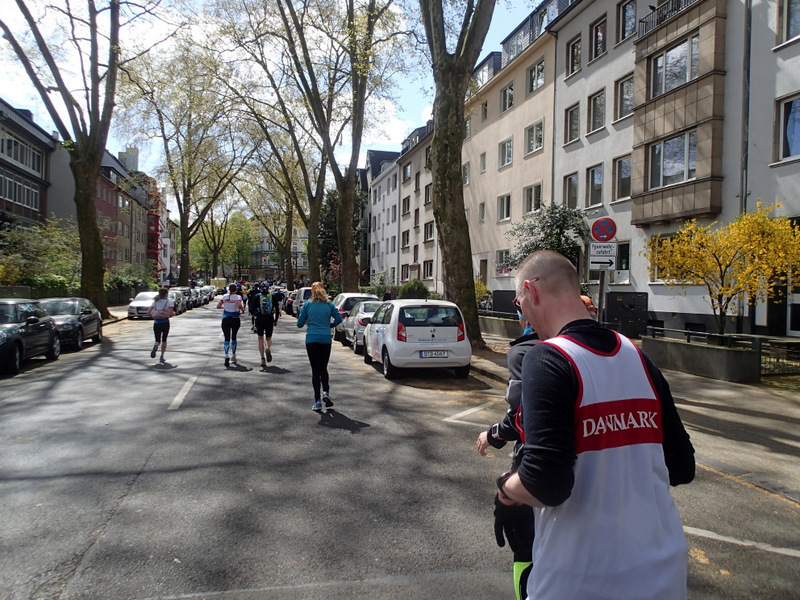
[469,332,800,505]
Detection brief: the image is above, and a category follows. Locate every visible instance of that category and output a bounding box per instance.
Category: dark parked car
[40,297,103,350]
[0,299,61,375]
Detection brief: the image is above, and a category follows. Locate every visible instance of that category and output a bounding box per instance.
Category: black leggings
[221,316,241,341]
[305,342,332,400]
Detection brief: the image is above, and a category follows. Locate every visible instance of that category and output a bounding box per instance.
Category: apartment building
[396,122,444,293]
[365,150,401,285]
[0,98,57,227]
[463,3,556,293]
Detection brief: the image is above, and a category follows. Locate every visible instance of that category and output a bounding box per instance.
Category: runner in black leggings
[217,283,244,367]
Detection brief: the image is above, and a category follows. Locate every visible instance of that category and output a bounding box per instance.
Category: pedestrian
[382,286,393,301]
[254,282,275,367]
[217,283,244,367]
[496,250,695,600]
[146,287,175,363]
[296,281,342,412]
[272,287,285,323]
[247,284,260,332]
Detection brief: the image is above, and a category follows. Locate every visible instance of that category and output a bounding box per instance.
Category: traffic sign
[589,256,616,270]
[591,217,617,242]
[589,242,617,256]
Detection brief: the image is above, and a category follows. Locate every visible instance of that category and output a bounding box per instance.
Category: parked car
[363,299,471,379]
[168,290,186,314]
[39,297,103,350]
[342,300,383,354]
[170,287,193,310]
[285,290,297,316]
[127,291,159,319]
[0,299,61,374]
[202,285,217,301]
[331,293,379,342]
[189,288,202,307]
[294,286,313,315]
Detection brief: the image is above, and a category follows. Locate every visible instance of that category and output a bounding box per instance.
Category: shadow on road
[317,409,370,434]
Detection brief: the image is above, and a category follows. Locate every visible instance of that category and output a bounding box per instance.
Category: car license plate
[420,350,448,358]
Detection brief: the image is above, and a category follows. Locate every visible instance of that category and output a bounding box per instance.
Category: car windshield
[360,301,382,314]
[0,304,16,324]
[400,306,462,327]
[41,300,78,316]
[343,296,375,311]
[134,292,157,301]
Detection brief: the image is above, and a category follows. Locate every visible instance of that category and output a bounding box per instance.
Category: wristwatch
[491,423,501,440]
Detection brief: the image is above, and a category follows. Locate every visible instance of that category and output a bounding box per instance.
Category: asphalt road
[1,303,798,599]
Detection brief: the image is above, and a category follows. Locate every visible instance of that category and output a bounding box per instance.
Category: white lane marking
[168,376,197,411]
[444,401,497,427]
[684,526,800,558]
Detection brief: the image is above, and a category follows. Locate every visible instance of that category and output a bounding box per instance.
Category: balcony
[638,0,702,37]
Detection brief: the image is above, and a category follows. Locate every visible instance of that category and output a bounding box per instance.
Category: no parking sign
[591,217,617,242]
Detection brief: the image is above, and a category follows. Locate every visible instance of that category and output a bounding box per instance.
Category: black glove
[493,495,534,562]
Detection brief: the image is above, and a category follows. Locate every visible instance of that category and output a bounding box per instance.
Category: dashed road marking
[443,401,498,427]
[684,526,800,558]
[168,376,197,411]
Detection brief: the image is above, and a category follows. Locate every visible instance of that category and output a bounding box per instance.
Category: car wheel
[74,327,84,350]
[127,315,134,320]
[46,335,61,360]
[92,324,103,343]
[340,332,350,347]
[363,343,372,364]
[454,364,471,379]
[5,344,22,374]
[382,348,398,379]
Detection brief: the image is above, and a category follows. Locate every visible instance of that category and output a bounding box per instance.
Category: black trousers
[305,342,332,400]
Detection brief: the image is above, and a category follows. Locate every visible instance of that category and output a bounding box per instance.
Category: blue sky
[2,1,537,174]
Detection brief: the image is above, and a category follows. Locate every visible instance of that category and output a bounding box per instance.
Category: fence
[646,326,800,376]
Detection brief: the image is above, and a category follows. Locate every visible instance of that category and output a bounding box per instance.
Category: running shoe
[224,356,230,367]
[260,357,266,367]
[322,391,333,408]
[159,356,166,363]
[231,355,237,365]
[266,349,272,362]
[150,344,158,359]
[312,400,323,412]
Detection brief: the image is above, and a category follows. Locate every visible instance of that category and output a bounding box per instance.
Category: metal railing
[638,0,702,37]
[646,326,800,376]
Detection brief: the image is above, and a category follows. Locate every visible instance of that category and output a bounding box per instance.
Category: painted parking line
[684,526,800,558]
[444,401,498,427]
[168,376,197,411]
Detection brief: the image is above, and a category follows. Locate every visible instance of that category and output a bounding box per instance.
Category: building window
[651,34,699,98]
[528,58,545,93]
[401,230,410,248]
[617,0,636,42]
[499,138,513,167]
[523,183,542,214]
[565,104,580,143]
[567,36,581,76]
[780,95,800,159]
[615,74,634,120]
[401,264,409,280]
[614,155,632,199]
[425,183,432,204]
[465,116,471,139]
[424,220,435,241]
[415,172,420,191]
[525,120,544,154]
[392,173,397,190]
[402,163,411,181]
[564,173,578,208]
[479,202,486,222]
[401,196,410,214]
[496,249,510,275]
[423,260,434,279]
[588,90,605,133]
[391,235,396,252]
[591,17,607,60]
[480,152,486,172]
[586,165,603,207]
[501,82,514,113]
[462,162,470,185]
[481,101,488,121]
[784,0,800,42]
[414,208,420,227]
[413,244,419,262]
[391,205,397,222]
[649,130,697,189]
[497,193,511,222]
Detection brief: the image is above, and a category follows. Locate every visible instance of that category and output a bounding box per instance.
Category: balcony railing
[638,0,702,37]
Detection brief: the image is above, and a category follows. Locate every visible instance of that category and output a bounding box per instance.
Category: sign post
[589,219,618,325]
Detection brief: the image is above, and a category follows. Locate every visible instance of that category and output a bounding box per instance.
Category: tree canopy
[644,203,800,334]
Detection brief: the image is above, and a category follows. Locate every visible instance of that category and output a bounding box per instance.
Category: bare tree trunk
[337,172,360,291]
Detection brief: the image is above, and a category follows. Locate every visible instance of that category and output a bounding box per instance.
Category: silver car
[342,300,383,354]
[127,291,159,319]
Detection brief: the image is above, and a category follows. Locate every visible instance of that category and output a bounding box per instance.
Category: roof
[366,150,401,179]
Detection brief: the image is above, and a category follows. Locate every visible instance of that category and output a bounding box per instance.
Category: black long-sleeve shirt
[516,320,695,507]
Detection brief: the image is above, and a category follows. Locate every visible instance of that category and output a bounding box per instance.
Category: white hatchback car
[363,299,471,379]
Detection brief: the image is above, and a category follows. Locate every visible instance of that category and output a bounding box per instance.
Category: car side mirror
[26,316,39,325]
[129,298,134,302]
[81,309,92,315]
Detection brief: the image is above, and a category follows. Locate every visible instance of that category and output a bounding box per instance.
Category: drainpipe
[737,0,752,333]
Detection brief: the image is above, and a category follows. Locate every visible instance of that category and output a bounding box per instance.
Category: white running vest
[528,333,688,600]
